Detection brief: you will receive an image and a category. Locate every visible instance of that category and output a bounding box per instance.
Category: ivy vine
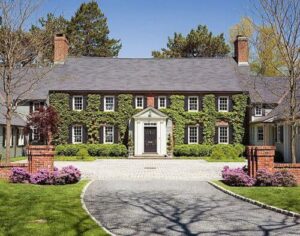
[49,93,248,145]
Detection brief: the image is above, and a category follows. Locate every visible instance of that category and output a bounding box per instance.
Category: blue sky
[32,0,255,58]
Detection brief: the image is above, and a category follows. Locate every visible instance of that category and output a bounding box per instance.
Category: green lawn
[214,180,300,213]
[10,157,28,162]
[205,157,246,162]
[55,156,96,161]
[0,180,108,236]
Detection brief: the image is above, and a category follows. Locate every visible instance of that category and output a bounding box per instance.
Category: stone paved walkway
[55,159,245,181]
[84,180,300,236]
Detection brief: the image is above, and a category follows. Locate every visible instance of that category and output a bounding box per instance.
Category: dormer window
[218,96,229,112]
[255,105,263,116]
[73,96,83,111]
[135,96,144,109]
[104,96,115,111]
[188,96,198,112]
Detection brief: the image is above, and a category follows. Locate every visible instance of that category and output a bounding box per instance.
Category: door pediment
[133,107,168,120]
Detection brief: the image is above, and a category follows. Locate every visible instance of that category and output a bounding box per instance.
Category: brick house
[0,34,299,161]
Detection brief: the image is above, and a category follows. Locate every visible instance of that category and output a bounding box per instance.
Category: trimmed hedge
[87,144,127,157]
[173,144,245,159]
[55,144,127,157]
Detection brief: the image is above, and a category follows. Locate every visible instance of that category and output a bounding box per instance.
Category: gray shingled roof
[241,76,288,104]
[24,57,245,99]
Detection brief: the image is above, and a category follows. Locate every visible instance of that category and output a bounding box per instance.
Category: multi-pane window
[32,127,40,141]
[188,96,198,111]
[17,128,24,146]
[135,96,144,109]
[188,126,198,144]
[33,102,42,112]
[218,97,229,112]
[104,96,115,111]
[104,126,114,144]
[255,105,262,116]
[218,126,229,144]
[257,126,264,141]
[72,125,83,144]
[73,96,83,111]
[158,96,166,109]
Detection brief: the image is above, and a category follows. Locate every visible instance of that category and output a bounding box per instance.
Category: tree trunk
[5,117,12,164]
[290,71,297,163]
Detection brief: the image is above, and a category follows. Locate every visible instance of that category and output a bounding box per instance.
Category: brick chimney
[234,35,249,66]
[54,34,69,64]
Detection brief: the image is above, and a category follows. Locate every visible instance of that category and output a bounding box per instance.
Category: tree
[255,0,300,163]
[31,13,69,62]
[152,25,230,58]
[67,1,121,57]
[26,106,59,145]
[0,0,50,163]
[251,26,285,76]
[229,17,254,46]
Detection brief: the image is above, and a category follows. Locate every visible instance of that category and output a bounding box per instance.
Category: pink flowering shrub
[9,165,81,185]
[222,166,256,187]
[222,167,297,187]
[271,170,297,187]
[9,167,31,183]
[256,169,273,186]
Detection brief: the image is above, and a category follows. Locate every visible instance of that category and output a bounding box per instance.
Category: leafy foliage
[67,1,121,57]
[10,166,81,185]
[50,93,248,147]
[222,166,256,187]
[26,106,59,144]
[152,25,230,58]
[30,13,69,62]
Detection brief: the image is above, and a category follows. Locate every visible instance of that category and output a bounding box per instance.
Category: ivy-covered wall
[49,93,248,145]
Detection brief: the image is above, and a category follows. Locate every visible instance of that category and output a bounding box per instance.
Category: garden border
[209,181,300,218]
[80,180,116,236]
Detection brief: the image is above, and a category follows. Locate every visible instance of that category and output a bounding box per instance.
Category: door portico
[132,107,169,156]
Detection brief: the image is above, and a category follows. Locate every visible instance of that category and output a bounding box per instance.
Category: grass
[204,157,246,162]
[173,156,207,160]
[0,180,108,236]
[214,180,300,214]
[54,156,96,161]
[9,157,28,162]
[55,156,128,161]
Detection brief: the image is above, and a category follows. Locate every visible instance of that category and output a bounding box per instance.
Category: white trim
[158,96,167,109]
[188,96,199,112]
[238,62,249,66]
[72,95,83,111]
[188,125,198,144]
[218,126,229,144]
[104,96,115,112]
[104,126,114,144]
[72,125,83,144]
[17,127,24,146]
[135,96,144,109]
[218,96,229,112]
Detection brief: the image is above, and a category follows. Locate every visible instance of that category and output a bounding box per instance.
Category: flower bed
[10,165,81,185]
[222,166,297,187]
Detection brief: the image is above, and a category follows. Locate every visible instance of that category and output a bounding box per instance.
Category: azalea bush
[222,167,297,187]
[10,167,31,183]
[9,165,81,185]
[222,166,255,187]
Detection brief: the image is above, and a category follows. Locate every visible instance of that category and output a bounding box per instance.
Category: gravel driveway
[55,159,245,181]
[84,180,300,236]
[57,159,300,235]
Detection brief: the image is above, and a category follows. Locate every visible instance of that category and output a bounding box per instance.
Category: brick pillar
[27,145,55,174]
[147,96,155,107]
[246,146,275,178]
